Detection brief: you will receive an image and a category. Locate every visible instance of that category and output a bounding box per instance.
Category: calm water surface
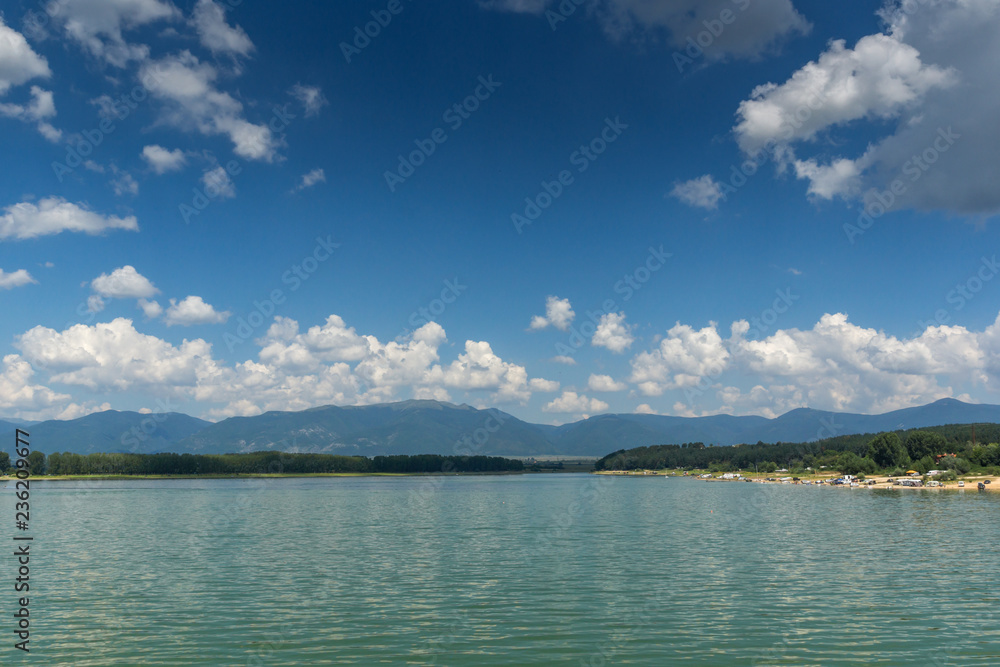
[2,474,998,665]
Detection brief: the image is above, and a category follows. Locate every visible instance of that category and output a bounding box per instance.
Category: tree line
[0,451,524,476]
[594,423,1000,476]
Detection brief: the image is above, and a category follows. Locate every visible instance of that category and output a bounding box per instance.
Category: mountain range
[6,397,1000,458]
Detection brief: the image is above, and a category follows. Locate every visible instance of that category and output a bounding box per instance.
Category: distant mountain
[548,398,1000,454]
[28,411,212,455]
[177,400,553,456]
[13,397,1000,457]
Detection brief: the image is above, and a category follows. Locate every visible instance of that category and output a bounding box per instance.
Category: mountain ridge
[10,398,1000,457]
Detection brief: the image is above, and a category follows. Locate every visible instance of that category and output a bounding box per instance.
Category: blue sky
[1,0,999,423]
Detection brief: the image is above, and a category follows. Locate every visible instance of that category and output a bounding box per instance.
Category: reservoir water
[3,474,998,665]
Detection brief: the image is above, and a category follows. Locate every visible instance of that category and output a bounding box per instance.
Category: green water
[2,474,998,665]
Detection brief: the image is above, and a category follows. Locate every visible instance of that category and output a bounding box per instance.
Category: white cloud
[47,0,180,67]
[202,166,235,198]
[163,295,231,326]
[0,197,138,240]
[588,373,627,392]
[620,308,1000,416]
[138,298,163,319]
[670,175,725,210]
[543,391,609,414]
[9,313,561,419]
[0,354,72,418]
[91,265,158,299]
[736,2,1000,215]
[629,322,730,395]
[592,312,634,353]
[258,315,371,369]
[190,0,254,57]
[484,0,808,59]
[292,168,325,193]
[86,295,106,313]
[142,145,187,173]
[634,403,657,415]
[0,18,51,95]
[0,269,36,290]
[550,355,577,365]
[0,86,61,142]
[290,84,327,117]
[110,166,139,196]
[529,378,560,392]
[443,340,532,403]
[735,32,954,155]
[529,295,575,331]
[140,51,280,161]
[17,318,219,392]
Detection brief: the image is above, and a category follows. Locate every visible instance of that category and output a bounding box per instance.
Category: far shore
[0,470,540,481]
[597,470,996,491]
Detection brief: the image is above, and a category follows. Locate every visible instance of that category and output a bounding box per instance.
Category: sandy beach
[599,470,996,491]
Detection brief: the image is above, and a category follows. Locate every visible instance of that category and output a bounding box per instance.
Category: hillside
[9,397,1000,457]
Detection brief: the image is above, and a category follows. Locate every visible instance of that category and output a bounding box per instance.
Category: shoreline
[0,470,542,481]
[596,470,996,491]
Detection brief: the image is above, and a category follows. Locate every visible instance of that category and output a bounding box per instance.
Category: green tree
[867,432,908,469]
[27,451,46,475]
[838,452,878,475]
[904,431,948,460]
[0,451,10,472]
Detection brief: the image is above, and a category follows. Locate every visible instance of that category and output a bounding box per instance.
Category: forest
[594,423,1000,476]
[0,450,525,476]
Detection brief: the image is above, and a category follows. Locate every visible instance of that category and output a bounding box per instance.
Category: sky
[1,0,999,425]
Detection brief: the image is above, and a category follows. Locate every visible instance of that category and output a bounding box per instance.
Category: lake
[3,474,998,665]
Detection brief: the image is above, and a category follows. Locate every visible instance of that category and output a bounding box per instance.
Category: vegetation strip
[1,451,524,477]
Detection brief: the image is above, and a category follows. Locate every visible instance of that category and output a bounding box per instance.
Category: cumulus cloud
[140,51,280,161]
[529,296,575,331]
[47,0,180,67]
[625,308,1000,417]
[258,315,371,370]
[592,312,634,353]
[91,266,158,299]
[529,377,560,392]
[0,85,61,142]
[550,355,577,365]
[0,354,73,419]
[0,18,51,95]
[670,175,725,210]
[202,166,235,198]
[0,197,138,240]
[735,33,953,155]
[164,295,231,326]
[629,322,730,395]
[86,294,106,314]
[292,168,325,193]
[443,340,532,403]
[138,298,163,319]
[543,391,609,414]
[0,18,53,137]
[0,269,36,290]
[588,373,627,392]
[735,1,1000,215]
[483,0,809,59]
[110,166,139,196]
[142,145,187,173]
[190,0,254,57]
[290,84,327,117]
